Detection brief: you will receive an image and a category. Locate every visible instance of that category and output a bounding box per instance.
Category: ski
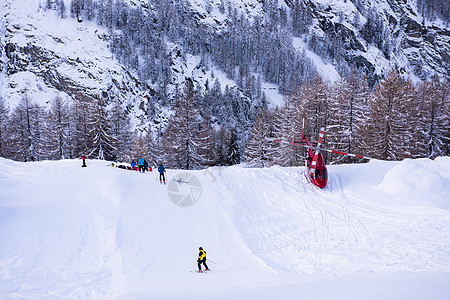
[173,178,188,184]
[190,269,210,273]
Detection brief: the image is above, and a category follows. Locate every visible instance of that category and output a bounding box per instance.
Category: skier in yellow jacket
[197,247,210,272]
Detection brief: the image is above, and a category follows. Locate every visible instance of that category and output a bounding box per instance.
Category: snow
[293,37,341,83]
[1,0,124,109]
[261,81,285,107]
[0,157,449,299]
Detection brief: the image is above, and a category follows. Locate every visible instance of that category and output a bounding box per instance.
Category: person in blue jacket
[158,164,166,184]
[138,157,145,173]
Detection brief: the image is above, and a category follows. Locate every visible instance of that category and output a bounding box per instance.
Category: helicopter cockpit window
[315,169,327,179]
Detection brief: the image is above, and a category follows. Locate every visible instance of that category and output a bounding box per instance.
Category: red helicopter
[268,122,372,188]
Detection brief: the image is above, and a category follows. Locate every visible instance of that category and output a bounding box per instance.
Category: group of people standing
[137,158,150,173]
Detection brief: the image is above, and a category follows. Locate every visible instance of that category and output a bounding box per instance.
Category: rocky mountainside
[306,0,449,83]
[1,0,448,133]
[1,0,157,131]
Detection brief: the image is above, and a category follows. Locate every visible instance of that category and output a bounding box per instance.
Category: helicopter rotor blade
[319,148,372,160]
[265,137,313,149]
[266,137,372,160]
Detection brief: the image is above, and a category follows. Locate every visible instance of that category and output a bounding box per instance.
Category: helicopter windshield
[315,168,328,179]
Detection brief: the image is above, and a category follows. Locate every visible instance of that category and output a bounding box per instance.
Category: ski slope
[0,157,449,299]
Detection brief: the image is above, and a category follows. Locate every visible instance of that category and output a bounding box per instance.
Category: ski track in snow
[0,158,449,299]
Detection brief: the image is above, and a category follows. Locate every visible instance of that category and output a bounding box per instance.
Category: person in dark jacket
[158,164,166,184]
[197,247,209,272]
[143,160,149,172]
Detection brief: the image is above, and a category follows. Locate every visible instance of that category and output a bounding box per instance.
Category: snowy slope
[1,0,122,107]
[0,157,449,299]
[1,0,159,131]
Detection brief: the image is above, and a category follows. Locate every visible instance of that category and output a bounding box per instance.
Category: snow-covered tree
[362,70,416,160]
[212,126,228,166]
[327,69,369,163]
[164,80,212,170]
[56,0,66,18]
[145,132,158,167]
[88,95,117,160]
[41,95,70,160]
[71,96,92,158]
[271,95,304,167]
[84,0,95,21]
[298,75,330,135]
[70,0,83,20]
[0,96,10,158]
[226,128,241,165]
[291,0,312,36]
[416,79,450,158]
[110,97,132,162]
[245,109,273,168]
[9,93,42,162]
[129,132,146,163]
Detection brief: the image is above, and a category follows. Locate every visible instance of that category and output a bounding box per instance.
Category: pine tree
[70,0,82,20]
[416,79,450,158]
[110,98,132,162]
[227,127,241,165]
[213,126,228,166]
[0,96,10,158]
[292,0,313,35]
[46,0,53,10]
[145,132,158,167]
[163,80,212,170]
[129,132,146,163]
[9,93,42,162]
[298,75,330,135]
[245,109,272,168]
[71,96,92,158]
[272,96,303,167]
[97,0,105,26]
[197,120,216,167]
[56,0,66,18]
[88,95,117,160]
[362,70,416,160]
[85,0,94,21]
[41,95,70,160]
[327,69,369,163]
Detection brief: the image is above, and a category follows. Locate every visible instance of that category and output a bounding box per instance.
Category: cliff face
[308,0,449,83]
[0,1,155,131]
[401,18,449,79]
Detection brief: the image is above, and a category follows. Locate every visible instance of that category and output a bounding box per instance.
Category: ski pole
[207,259,218,265]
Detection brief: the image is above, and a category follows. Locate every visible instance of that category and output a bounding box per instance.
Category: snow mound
[378,158,450,210]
